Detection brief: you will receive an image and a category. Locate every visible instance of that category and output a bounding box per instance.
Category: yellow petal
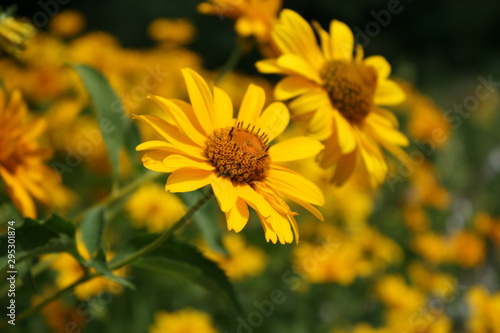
[181,68,215,133]
[312,21,333,61]
[142,151,170,173]
[211,176,237,212]
[0,165,36,218]
[165,168,212,193]
[256,102,289,142]
[308,105,334,140]
[270,137,324,162]
[374,80,406,105]
[372,106,400,128]
[364,114,409,146]
[255,59,285,74]
[332,150,357,186]
[237,184,273,219]
[170,98,208,135]
[237,84,266,126]
[258,212,278,244]
[276,54,322,83]
[162,154,214,173]
[267,165,324,206]
[319,126,342,168]
[136,140,205,160]
[225,198,249,232]
[274,76,319,101]
[213,87,234,128]
[330,20,354,60]
[147,94,206,146]
[332,110,357,153]
[268,209,294,245]
[288,88,330,115]
[364,55,391,81]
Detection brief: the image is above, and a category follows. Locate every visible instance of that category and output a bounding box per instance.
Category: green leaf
[0,215,78,270]
[73,64,126,182]
[80,206,105,258]
[128,236,241,314]
[89,248,135,290]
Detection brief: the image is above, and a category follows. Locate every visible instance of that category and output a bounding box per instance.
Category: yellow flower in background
[148,18,195,46]
[201,234,266,281]
[407,261,455,296]
[375,275,425,312]
[49,10,86,38]
[449,231,485,268]
[48,240,126,300]
[126,182,187,232]
[197,0,282,43]
[412,232,449,265]
[407,162,450,210]
[467,286,500,333]
[0,89,70,218]
[474,212,500,246]
[150,308,218,333]
[135,68,325,244]
[0,9,36,56]
[257,10,408,186]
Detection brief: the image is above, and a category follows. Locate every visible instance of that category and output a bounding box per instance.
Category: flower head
[197,0,282,43]
[134,68,324,244]
[0,89,68,218]
[150,309,218,333]
[257,10,408,186]
[0,8,36,56]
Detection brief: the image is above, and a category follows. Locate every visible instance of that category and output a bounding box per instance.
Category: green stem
[215,39,244,85]
[0,189,214,329]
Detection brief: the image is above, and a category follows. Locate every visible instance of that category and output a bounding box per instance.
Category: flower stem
[0,189,214,329]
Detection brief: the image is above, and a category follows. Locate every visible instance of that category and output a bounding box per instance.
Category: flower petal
[312,21,333,61]
[330,20,354,60]
[165,168,212,193]
[332,150,357,186]
[374,80,406,105]
[136,140,206,160]
[0,165,36,218]
[237,184,274,219]
[308,105,334,140]
[163,154,214,173]
[274,76,319,101]
[225,198,249,232]
[364,113,409,146]
[276,54,322,84]
[270,137,324,162]
[181,68,215,133]
[255,102,290,142]
[147,94,206,146]
[213,87,234,128]
[288,88,330,115]
[267,165,324,206]
[364,55,391,81]
[332,110,357,153]
[237,84,266,126]
[211,176,237,213]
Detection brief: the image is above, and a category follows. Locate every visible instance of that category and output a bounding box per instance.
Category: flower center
[205,122,271,184]
[319,60,378,123]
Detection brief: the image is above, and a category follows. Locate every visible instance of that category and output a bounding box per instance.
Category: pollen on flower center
[205,122,271,184]
[320,60,378,123]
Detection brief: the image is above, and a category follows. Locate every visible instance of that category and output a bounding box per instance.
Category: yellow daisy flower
[0,9,36,56]
[257,10,408,186]
[134,68,325,244]
[197,0,282,43]
[150,308,218,333]
[0,89,68,218]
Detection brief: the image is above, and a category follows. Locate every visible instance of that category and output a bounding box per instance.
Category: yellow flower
[449,231,485,268]
[49,10,86,38]
[467,286,500,333]
[408,162,450,210]
[0,89,69,218]
[197,0,282,43]
[125,182,187,232]
[474,212,500,246]
[148,18,195,46]
[150,308,218,333]
[201,233,266,281]
[134,68,325,244]
[375,275,425,312]
[48,240,126,300]
[0,9,36,56]
[257,10,408,186]
[412,232,449,265]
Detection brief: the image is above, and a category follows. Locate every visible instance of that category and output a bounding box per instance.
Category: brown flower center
[319,60,378,123]
[205,122,271,184]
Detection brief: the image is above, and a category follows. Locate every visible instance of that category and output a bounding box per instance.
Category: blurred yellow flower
[134,68,324,244]
[150,308,218,333]
[48,239,126,300]
[197,0,281,43]
[125,182,186,232]
[257,10,408,187]
[0,89,69,218]
[467,286,500,333]
[49,10,86,38]
[407,261,455,296]
[403,205,430,232]
[408,162,450,210]
[375,275,425,312]
[474,212,500,246]
[449,231,485,268]
[0,9,36,56]
[201,234,266,281]
[412,232,449,265]
[148,18,195,45]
